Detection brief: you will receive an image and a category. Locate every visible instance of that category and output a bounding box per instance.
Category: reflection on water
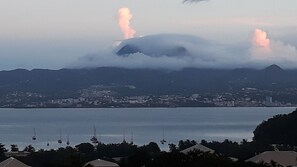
[0,107,293,150]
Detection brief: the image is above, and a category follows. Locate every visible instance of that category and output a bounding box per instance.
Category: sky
[0,0,297,70]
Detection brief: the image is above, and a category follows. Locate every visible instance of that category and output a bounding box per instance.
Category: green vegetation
[0,143,7,161]
[201,139,273,160]
[254,108,297,146]
[0,141,269,167]
[0,142,161,167]
[143,151,267,167]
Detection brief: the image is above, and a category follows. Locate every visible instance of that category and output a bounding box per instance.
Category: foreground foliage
[0,141,271,167]
[254,108,297,146]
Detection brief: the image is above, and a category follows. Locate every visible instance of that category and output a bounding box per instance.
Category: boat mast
[66,135,70,146]
[32,128,37,141]
[131,130,133,144]
[91,125,99,144]
[122,130,126,143]
[58,129,62,144]
[160,128,166,144]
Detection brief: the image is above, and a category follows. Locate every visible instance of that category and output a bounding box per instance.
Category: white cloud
[250,29,297,68]
[71,34,247,70]
[72,31,297,70]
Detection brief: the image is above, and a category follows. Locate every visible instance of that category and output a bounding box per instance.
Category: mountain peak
[264,64,283,72]
[116,44,140,56]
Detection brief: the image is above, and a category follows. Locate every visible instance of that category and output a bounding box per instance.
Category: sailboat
[66,135,70,146]
[32,128,37,141]
[130,130,134,144]
[122,130,126,143]
[160,128,167,145]
[90,126,99,144]
[58,129,62,144]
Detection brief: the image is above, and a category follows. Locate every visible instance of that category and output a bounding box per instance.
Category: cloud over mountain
[72,34,246,70]
[72,31,297,70]
[115,34,207,57]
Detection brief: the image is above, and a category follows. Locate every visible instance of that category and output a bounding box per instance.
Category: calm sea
[0,107,294,150]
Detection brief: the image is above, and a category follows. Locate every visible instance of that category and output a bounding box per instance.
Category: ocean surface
[0,107,294,150]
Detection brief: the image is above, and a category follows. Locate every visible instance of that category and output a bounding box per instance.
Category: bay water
[0,107,294,150]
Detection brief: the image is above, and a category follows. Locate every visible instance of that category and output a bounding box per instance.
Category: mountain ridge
[0,65,296,96]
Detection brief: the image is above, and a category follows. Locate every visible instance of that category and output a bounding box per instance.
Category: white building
[247,151,297,167]
[265,96,273,106]
[0,157,30,167]
[180,144,215,154]
[84,159,119,167]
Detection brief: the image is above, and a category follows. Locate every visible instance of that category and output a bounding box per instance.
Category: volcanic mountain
[115,34,209,57]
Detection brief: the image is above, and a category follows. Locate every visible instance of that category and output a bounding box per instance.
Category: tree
[10,144,18,152]
[0,143,7,154]
[75,143,94,153]
[169,143,178,153]
[253,109,297,145]
[0,143,7,161]
[139,142,160,153]
[178,140,197,151]
[23,145,35,153]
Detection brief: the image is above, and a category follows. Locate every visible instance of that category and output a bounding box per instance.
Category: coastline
[1,106,296,109]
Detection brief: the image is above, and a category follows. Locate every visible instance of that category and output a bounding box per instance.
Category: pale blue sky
[0,0,296,70]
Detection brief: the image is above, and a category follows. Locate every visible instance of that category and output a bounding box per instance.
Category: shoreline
[0,106,296,109]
